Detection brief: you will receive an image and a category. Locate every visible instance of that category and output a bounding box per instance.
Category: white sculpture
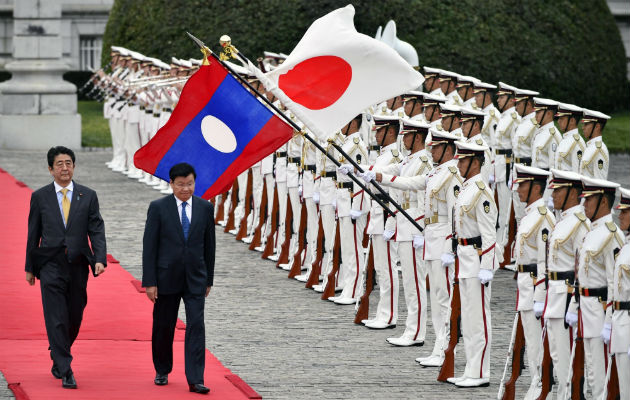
[375,20,419,68]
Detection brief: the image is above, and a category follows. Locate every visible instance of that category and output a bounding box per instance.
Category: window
[79,36,102,71]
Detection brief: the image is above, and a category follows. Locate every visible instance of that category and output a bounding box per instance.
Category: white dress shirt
[54,180,74,226]
[175,196,192,223]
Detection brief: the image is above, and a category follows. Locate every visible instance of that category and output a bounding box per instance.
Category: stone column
[0,0,81,150]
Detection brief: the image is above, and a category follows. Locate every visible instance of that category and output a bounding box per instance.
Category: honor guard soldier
[512,164,556,400]
[493,82,521,254]
[460,108,493,184]
[421,92,447,154]
[402,91,426,123]
[544,169,590,400]
[565,177,623,399]
[359,115,402,329]
[446,141,497,387]
[455,75,480,110]
[610,187,630,399]
[531,98,561,172]
[330,115,369,305]
[370,120,433,346]
[268,112,289,262]
[472,81,499,148]
[422,66,444,96]
[440,70,463,106]
[553,103,585,172]
[439,103,463,137]
[579,108,610,180]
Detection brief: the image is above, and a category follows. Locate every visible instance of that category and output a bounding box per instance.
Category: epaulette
[391,149,399,157]
[436,123,443,131]
[575,212,586,222]
[511,112,518,119]
[538,206,547,215]
[573,133,580,141]
[549,127,556,134]
[606,221,617,232]
[448,166,458,174]
[420,155,429,163]
[475,138,483,146]
[490,109,495,117]
[476,181,486,191]
[596,141,602,149]
[398,111,404,117]
[353,137,360,144]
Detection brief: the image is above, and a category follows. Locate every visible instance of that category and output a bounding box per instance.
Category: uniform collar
[54,180,74,193]
[591,212,612,230]
[175,196,192,208]
[539,121,554,131]
[525,197,545,214]
[525,111,537,121]
[560,204,583,219]
[381,142,398,154]
[587,135,602,145]
[563,128,579,139]
[463,173,483,187]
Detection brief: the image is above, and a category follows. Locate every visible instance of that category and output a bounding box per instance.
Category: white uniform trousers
[124,121,142,176]
[583,336,606,399]
[460,277,492,379]
[303,198,319,275]
[426,259,452,357]
[398,242,427,341]
[260,173,275,245]
[616,352,630,400]
[337,214,367,300]
[320,204,337,282]
[287,187,301,259]
[247,165,263,237]
[545,318,570,400]
[496,180,512,249]
[108,118,121,167]
[232,171,248,231]
[274,181,288,255]
[111,118,127,169]
[520,310,542,385]
[371,236,398,324]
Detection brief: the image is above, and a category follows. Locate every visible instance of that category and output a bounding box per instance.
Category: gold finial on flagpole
[219,35,238,61]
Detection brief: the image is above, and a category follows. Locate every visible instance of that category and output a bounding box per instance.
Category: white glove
[547,196,555,210]
[350,209,363,220]
[331,199,337,209]
[383,229,395,241]
[488,174,495,185]
[360,170,376,183]
[601,323,612,345]
[313,192,320,204]
[338,163,354,175]
[412,235,425,249]
[565,311,578,327]
[533,301,545,318]
[478,268,494,285]
[298,185,303,197]
[441,253,455,267]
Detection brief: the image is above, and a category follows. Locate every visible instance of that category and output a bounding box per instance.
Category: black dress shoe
[51,363,62,379]
[154,373,168,386]
[62,372,77,389]
[188,383,210,394]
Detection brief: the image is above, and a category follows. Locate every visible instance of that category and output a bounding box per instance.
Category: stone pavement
[0,149,628,400]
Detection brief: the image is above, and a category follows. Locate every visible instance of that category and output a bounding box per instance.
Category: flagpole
[185,32,422,233]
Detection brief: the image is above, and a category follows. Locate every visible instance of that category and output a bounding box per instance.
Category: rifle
[321,219,342,300]
[354,240,375,324]
[235,169,253,241]
[501,196,516,269]
[249,177,268,251]
[438,207,461,382]
[536,239,554,400]
[276,190,293,267]
[214,191,228,225]
[603,354,620,400]
[498,313,524,399]
[262,184,280,259]
[288,202,308,278]
[305,213,324,288]
[223,179,239,232]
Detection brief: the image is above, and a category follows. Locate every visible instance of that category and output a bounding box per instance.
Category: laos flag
[134,59,293,199]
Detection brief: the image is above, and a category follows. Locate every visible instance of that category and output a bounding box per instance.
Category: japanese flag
[250,4,424,140]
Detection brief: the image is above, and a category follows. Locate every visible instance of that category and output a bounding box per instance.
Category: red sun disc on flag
[278,55,352,110]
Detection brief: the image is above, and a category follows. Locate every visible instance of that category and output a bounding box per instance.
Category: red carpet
[0,168,261,399]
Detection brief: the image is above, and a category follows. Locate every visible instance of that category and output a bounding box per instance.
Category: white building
[0,0,113,72]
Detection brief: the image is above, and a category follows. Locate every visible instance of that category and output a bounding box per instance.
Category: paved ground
[0,149,628,400]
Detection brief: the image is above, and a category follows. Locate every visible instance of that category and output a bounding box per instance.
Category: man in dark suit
[142,162,215,395]
[25,146,107,389]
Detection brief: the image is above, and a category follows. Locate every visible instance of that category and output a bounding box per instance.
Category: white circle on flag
[200,115,237,153]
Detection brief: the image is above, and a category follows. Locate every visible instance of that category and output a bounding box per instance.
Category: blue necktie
[181,202,190,239]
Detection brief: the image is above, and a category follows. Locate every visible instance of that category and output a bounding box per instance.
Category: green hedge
[102,0,629,112]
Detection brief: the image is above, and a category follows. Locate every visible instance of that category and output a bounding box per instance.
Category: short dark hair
[603,192,615,210]
[169,162,196,181]
[532,180,546,196]
[47,146,75,167]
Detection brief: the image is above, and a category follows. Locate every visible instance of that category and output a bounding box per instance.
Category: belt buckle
[424,217,431,225]
[506,156,512,163]
[549,271,557,280]
[567,283,574,294]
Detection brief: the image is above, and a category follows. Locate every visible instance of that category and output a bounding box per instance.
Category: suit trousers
[39,258,89,376]
[152,292,205,385]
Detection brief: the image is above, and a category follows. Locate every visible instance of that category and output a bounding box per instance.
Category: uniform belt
[495,149,512,156]
[321,171,336,178]
[163,108,172,112]
[139,106,145,110]
[287,157,300,164]
[337,182,353,190]
[458,236,482,248]
[517,264,537,274]
[514,157,532,166]
[613,301,630,311]
[275,151,287,158]
[401,201,418,210]
[145,109,152,114]
[153,113,161,117]
[369,145,380,151]
[424,215,446,225]
[303,164,316,173]
[548,271,575,281]
[578,287,607,301]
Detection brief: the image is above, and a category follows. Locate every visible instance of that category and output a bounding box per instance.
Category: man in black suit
[142,163,215,395]
[25,146,107,389]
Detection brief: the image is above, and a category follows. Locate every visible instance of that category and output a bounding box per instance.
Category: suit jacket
[25,181,107,277]
[142,194,215,296]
